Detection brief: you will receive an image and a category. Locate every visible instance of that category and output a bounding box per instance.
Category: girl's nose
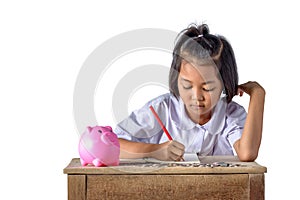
[192,88,204,101]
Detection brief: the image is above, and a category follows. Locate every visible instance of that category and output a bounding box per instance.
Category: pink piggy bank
[78,126,120,167]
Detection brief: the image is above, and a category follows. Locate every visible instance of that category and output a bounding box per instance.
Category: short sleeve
[113,95,170,143]
[225,102,247,148]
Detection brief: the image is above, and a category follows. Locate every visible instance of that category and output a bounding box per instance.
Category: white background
[1,0,299,199]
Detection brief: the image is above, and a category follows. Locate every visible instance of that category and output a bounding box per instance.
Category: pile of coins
[167,162,242,168]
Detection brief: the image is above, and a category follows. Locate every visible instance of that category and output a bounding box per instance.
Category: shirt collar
[170,95,227,134]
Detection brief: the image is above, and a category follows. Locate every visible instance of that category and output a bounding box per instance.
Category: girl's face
[177,60,223,125]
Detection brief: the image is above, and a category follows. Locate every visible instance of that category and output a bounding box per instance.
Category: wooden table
[63,156,266,200]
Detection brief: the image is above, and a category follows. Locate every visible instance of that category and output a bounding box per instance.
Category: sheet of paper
[183,153,200,162]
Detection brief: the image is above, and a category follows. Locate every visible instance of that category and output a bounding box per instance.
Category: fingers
[169,152,184,161]
[167,140,185,161]
[238,81,264,96]
[236,88,244,97]
[152,140,185,161]
[171,140,185,151]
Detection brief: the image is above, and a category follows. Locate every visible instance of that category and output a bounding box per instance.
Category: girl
[114,24,265,162]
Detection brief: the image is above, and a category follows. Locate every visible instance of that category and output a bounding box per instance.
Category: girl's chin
[188,106,206,114]
[187,108,211,120]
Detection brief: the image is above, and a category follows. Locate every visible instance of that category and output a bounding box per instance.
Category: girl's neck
[198,112,212,125]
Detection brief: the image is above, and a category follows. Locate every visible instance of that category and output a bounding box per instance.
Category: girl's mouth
[190,104,205,110]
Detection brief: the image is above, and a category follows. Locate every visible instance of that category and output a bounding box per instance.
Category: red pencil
[149,105,173,140]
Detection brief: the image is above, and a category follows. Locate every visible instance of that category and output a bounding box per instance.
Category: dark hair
[169,24,238,103]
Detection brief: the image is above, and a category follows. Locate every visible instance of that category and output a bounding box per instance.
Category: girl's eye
[183,85,192,89]
[203,87,215,92]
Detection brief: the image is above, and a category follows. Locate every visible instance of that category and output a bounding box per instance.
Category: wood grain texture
[86,174,249,200]
[249,174,265,200]
[68,175,86,200]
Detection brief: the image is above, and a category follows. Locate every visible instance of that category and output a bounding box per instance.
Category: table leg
[68,175,86,200]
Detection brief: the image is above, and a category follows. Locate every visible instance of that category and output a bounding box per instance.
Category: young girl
[114,24,265,162]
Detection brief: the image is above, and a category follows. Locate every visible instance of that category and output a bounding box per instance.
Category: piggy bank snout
[100,132,117,145]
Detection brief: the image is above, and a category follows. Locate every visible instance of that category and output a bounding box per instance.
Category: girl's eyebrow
[181,77,192,83]
[180,77,215,85]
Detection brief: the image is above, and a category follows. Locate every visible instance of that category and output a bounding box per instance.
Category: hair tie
[193,34,203,39]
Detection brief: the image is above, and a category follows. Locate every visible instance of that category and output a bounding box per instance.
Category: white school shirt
[114,93,246,156]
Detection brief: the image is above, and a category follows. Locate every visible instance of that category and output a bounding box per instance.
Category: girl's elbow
[237,151,258,162]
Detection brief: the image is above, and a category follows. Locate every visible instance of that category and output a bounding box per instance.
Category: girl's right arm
[119,138,185,161]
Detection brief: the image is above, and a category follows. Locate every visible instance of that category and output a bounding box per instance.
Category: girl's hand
[151,140,185,161]
[237,81,265,97]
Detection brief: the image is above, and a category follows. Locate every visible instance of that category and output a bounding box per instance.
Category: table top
[64,156,267,175]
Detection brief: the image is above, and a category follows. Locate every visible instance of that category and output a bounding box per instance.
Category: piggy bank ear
[104,126,112,131]
[87,126,93,133]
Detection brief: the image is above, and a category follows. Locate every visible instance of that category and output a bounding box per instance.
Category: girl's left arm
[233,81,266,161]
